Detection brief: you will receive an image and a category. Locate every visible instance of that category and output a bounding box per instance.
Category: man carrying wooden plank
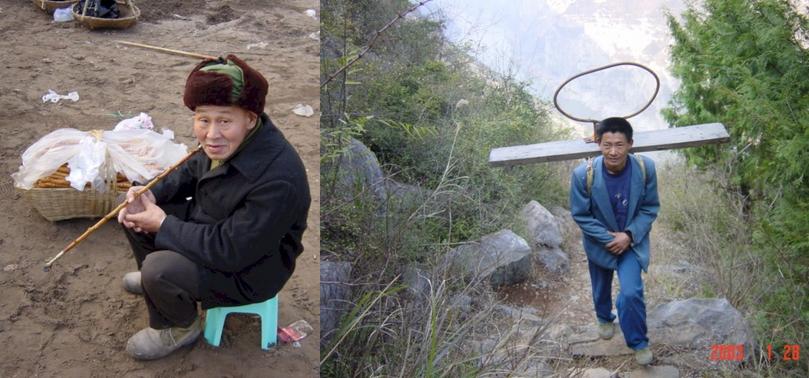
[569,117,659,365]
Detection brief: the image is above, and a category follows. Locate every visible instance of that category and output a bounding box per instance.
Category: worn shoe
[597,321,615,340]
[635,347,653,365]
[122,271,143,295]
[126,317,201,360]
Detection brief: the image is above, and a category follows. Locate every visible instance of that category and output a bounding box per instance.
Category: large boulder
[521,201,570,273]
[320,261,353,345]
[449,229,533,288]
[536,245,570,273]
[550,206,580,242]
[520,201,563,248]
[381,179,433,216]
[568,297,754,368]
[324,138,386,202]
[402,265,431,298]
[647,297,754,352]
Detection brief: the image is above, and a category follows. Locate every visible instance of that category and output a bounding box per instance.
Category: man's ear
[246,111,258,129]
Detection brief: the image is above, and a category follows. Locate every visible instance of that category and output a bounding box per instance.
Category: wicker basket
[72,0,139,30]
[22,186,125,222]
[32,0,78,14]
[21,162,130,222]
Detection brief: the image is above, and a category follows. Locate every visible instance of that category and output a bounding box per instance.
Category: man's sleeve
[569,167,614,245]
[624,157,659,245]
[150,155,198,204]
[154,180,297,273]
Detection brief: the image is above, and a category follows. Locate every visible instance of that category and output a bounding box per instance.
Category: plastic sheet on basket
[12,127,188,191]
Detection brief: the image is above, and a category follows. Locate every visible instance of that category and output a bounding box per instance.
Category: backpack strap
[585,154,647,196]
[635,154,647,186]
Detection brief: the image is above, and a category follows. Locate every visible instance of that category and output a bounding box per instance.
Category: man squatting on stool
[117,55,311,360]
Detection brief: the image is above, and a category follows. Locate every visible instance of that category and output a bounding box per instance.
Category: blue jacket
[569,155,659,271]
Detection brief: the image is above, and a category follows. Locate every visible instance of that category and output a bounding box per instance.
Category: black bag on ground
[77,0,119,19]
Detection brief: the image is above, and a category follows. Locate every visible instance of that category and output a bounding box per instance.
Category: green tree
[664,0,808,350]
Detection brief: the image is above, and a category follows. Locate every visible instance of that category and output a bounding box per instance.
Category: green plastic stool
[203,296,278,350]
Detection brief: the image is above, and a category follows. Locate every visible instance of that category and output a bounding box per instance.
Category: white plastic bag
[292,104,314,117]
[113,112,155,131]
[66,134,107,191]
[53,8,74,22]
[42,89,79,103]
[12,128,188,191]
[104,128,188,185]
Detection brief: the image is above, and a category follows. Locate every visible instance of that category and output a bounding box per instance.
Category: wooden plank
[489,123,730,167]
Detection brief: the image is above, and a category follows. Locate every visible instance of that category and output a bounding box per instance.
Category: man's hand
[606,232,632,255]
[117,186,160,233]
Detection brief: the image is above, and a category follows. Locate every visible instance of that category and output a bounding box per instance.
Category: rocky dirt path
[501,214,706,377]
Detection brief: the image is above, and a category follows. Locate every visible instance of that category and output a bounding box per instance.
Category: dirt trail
[0,1,319,376]
[500,215,704,374]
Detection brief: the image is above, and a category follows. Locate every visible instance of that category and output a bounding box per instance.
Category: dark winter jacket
[150,113,310,308]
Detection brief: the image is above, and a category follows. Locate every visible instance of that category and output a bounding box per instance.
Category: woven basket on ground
[22,162,132,222]
[32,0,78,13]
[72,0,139,30]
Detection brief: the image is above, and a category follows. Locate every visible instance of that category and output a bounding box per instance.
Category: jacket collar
[201,113,286,182]
[626,154,643,221]
[590,156,619,231]
[592,155,644,232]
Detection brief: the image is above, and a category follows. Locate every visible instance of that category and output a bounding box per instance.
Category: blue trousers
[587,251,648,350]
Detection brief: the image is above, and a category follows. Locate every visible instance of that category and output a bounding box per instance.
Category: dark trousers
[123,227,201,329]
[588,251,649,350]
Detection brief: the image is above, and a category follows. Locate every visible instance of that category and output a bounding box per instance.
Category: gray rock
[520,201,563,248]
[320,261,353,345]
[547,323,574,342]
[568,298,754,367]
[550,206,580,241]
[647,297,754,352]
[468,337,498,362]
[513,361,553,377]
[625,365,679,378]
[324,138,386,202]
[402,266,431,298]
[450,229,533,288]
[576,368,616,378]
[494,304,543,326]
[384,179,428,203]
[569,325,633,356]
[449,294,472,313]
[536,245,570,273]
[380,179,432,215]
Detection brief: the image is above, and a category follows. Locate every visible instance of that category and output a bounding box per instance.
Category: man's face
[598,131,633,172]
[193,105,257,160]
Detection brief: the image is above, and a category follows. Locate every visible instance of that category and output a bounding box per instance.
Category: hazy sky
[422,0,688,134]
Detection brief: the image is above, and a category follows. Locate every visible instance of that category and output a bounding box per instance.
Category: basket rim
[35,0,79,4]
[72,2,140,22]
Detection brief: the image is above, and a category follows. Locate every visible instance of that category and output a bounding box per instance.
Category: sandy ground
[0,1,320,376]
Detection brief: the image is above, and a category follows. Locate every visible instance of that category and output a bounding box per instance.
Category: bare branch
[320,0,434,88]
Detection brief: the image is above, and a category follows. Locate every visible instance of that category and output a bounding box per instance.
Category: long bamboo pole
[43,146,203,271]
[114,40,216,60]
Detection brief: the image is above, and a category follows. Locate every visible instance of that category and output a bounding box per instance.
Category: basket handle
[79,0,90,19]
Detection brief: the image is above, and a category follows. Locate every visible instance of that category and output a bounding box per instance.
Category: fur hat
[183,54,268,115]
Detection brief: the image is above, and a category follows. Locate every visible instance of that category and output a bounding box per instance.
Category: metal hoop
[552,62,660,124]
